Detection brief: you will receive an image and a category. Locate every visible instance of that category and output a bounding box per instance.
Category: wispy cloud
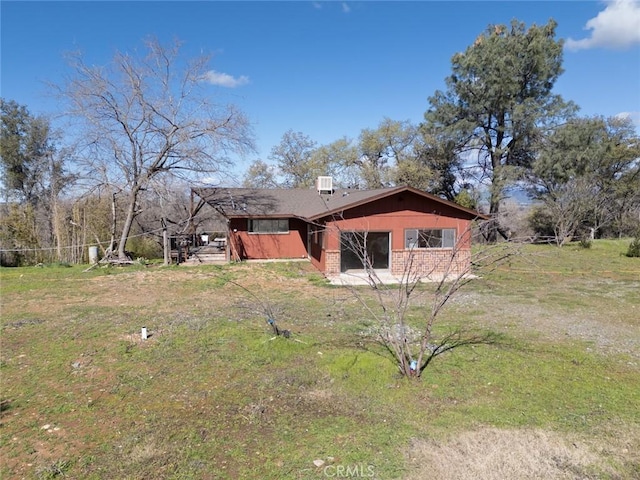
[201,70,250,88]
[565,0,640,51]
[312,2,350,13]
[615,111,640,128]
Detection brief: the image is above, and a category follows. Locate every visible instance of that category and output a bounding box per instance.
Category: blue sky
[2,1,640,182]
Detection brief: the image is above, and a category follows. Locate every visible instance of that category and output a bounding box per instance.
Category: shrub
[578,237,592,249]
[527,206,555,240]
[125,236,163,260]
[625,236,640,258]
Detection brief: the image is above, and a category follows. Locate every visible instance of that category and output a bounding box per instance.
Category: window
[248,218,289,233]
[405,228,456,249]
[313,229,324,247]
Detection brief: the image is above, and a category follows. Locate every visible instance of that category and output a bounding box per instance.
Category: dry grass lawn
[406,425,640,480]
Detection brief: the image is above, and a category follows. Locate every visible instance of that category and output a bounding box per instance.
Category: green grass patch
[1,242,639,479]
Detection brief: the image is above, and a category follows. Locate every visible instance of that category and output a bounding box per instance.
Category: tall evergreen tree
[424,19,576,240]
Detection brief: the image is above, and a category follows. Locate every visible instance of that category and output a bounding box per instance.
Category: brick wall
[391,248,471,278]
[323,247,472,279]
[325,250,341,276]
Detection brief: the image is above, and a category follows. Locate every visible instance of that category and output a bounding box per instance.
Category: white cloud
[201,70,250,88]
[565,0,640,51]
[615,111,640,128]
[342,2,351,14]
[198,176,221,186]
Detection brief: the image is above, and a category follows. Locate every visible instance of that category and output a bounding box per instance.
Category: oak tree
[1,99,73,263]
[530,115,640,243]
[242,159,279,188]
[268,130,320,188]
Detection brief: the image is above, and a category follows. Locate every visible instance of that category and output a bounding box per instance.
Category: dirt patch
[405,427,637,480]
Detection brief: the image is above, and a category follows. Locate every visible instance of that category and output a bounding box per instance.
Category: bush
[578,238,592,249]
[125,236,163,260]
[626,236,640,258]
[527,206,555,240]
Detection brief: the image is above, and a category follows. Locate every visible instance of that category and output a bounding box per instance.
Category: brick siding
[324,248,471,279]
[391,249,471,278]
[325,250,341,276]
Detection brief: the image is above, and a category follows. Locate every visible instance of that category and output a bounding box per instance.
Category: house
[191,179,489,281]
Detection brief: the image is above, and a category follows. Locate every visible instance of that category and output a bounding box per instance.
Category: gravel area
[452,291,640,361]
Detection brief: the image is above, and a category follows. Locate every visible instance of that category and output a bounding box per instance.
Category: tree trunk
[486,154,503,243]
[105,192,117,257]
[117,188,140,261]
[487,193,500,243]
[486,156,510,243]
[52,199,63,262]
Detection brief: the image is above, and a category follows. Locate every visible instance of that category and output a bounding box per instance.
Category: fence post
[162,218,170,266]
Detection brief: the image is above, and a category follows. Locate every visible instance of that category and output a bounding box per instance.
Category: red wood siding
[227,191,477,279]
[308,224,326,272]
[228,218,308,260]
[319,192,474,277]
[322,194,473,251]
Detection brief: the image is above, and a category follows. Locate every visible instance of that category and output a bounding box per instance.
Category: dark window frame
[248,218,290,234]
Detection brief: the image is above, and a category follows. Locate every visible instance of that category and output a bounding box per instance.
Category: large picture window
[248,218,289,233]
[340,231,389,272]
[405,228,456,249]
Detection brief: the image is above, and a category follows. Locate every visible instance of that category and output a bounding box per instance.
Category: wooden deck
[179,245,227,266]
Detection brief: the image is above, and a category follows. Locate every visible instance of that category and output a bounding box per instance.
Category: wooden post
[189,189,195,238]
[162,218,170,265]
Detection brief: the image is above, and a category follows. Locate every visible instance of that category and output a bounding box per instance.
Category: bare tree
[230,281,292,339]
[536,178,593,246]
[341,225,516,379]
[58,37,254,261]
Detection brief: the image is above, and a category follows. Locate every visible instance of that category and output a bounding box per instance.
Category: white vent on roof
[317,176,333,194]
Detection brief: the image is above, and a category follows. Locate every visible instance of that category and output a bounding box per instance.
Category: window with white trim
[248,218,289,233]
[405,228,456,249]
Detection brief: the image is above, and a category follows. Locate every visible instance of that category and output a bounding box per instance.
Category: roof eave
[193,186,490,222]
[308,186,490,221]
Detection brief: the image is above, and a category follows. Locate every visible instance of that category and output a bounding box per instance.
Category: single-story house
[192,178,489,281]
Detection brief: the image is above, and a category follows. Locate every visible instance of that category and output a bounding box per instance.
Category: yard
[1,240,639,479]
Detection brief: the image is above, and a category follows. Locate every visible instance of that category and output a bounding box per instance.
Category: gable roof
[193,186,489,222]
